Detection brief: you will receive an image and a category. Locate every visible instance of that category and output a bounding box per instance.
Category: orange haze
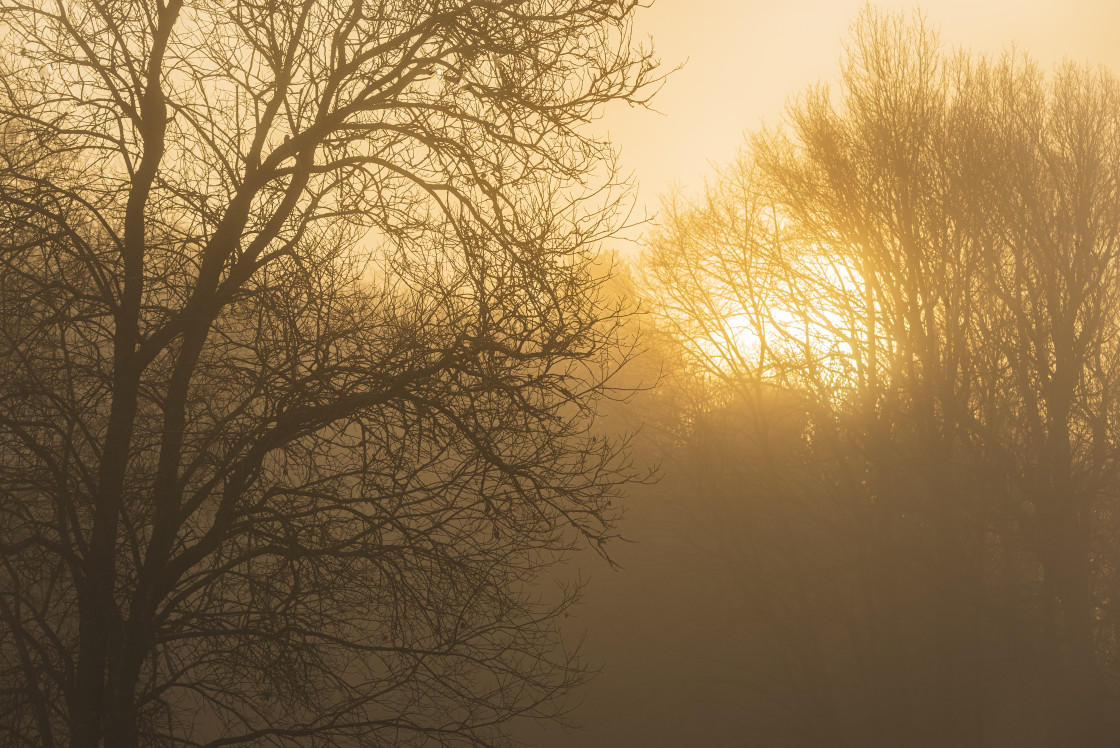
[602,0,1120,235]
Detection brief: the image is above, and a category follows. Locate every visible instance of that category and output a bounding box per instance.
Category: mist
[2,2,1120,747]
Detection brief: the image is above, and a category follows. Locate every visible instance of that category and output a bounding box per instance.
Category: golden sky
[603,0,1120,230]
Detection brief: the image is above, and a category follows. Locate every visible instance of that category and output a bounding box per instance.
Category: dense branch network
[0,1,658,745]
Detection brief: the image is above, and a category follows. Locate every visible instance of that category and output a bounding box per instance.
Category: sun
[682,253,866,391]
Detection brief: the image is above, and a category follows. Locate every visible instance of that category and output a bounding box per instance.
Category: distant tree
[953,55,1120,743]
[642,9,1120,747]
[0,1,657,745]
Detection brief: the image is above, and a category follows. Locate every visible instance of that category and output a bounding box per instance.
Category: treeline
[638,9,1120,747]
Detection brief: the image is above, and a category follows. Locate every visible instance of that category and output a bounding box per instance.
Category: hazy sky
[603,0,1120,228]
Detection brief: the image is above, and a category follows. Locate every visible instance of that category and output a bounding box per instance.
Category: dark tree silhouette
[0,1,657,745]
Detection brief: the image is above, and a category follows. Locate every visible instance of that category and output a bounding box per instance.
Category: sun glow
[685,251,866,394]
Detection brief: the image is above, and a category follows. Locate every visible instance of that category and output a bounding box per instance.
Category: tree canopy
[0,1,657,745]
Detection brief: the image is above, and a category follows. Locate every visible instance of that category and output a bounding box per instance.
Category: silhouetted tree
[642,9,1120,747]
[0,1,657,745]
[954,53,1120,744]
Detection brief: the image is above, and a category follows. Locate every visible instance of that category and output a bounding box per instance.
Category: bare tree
[0,1,657,745]
[642,9,1120,747]
[957,54,1120,743]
